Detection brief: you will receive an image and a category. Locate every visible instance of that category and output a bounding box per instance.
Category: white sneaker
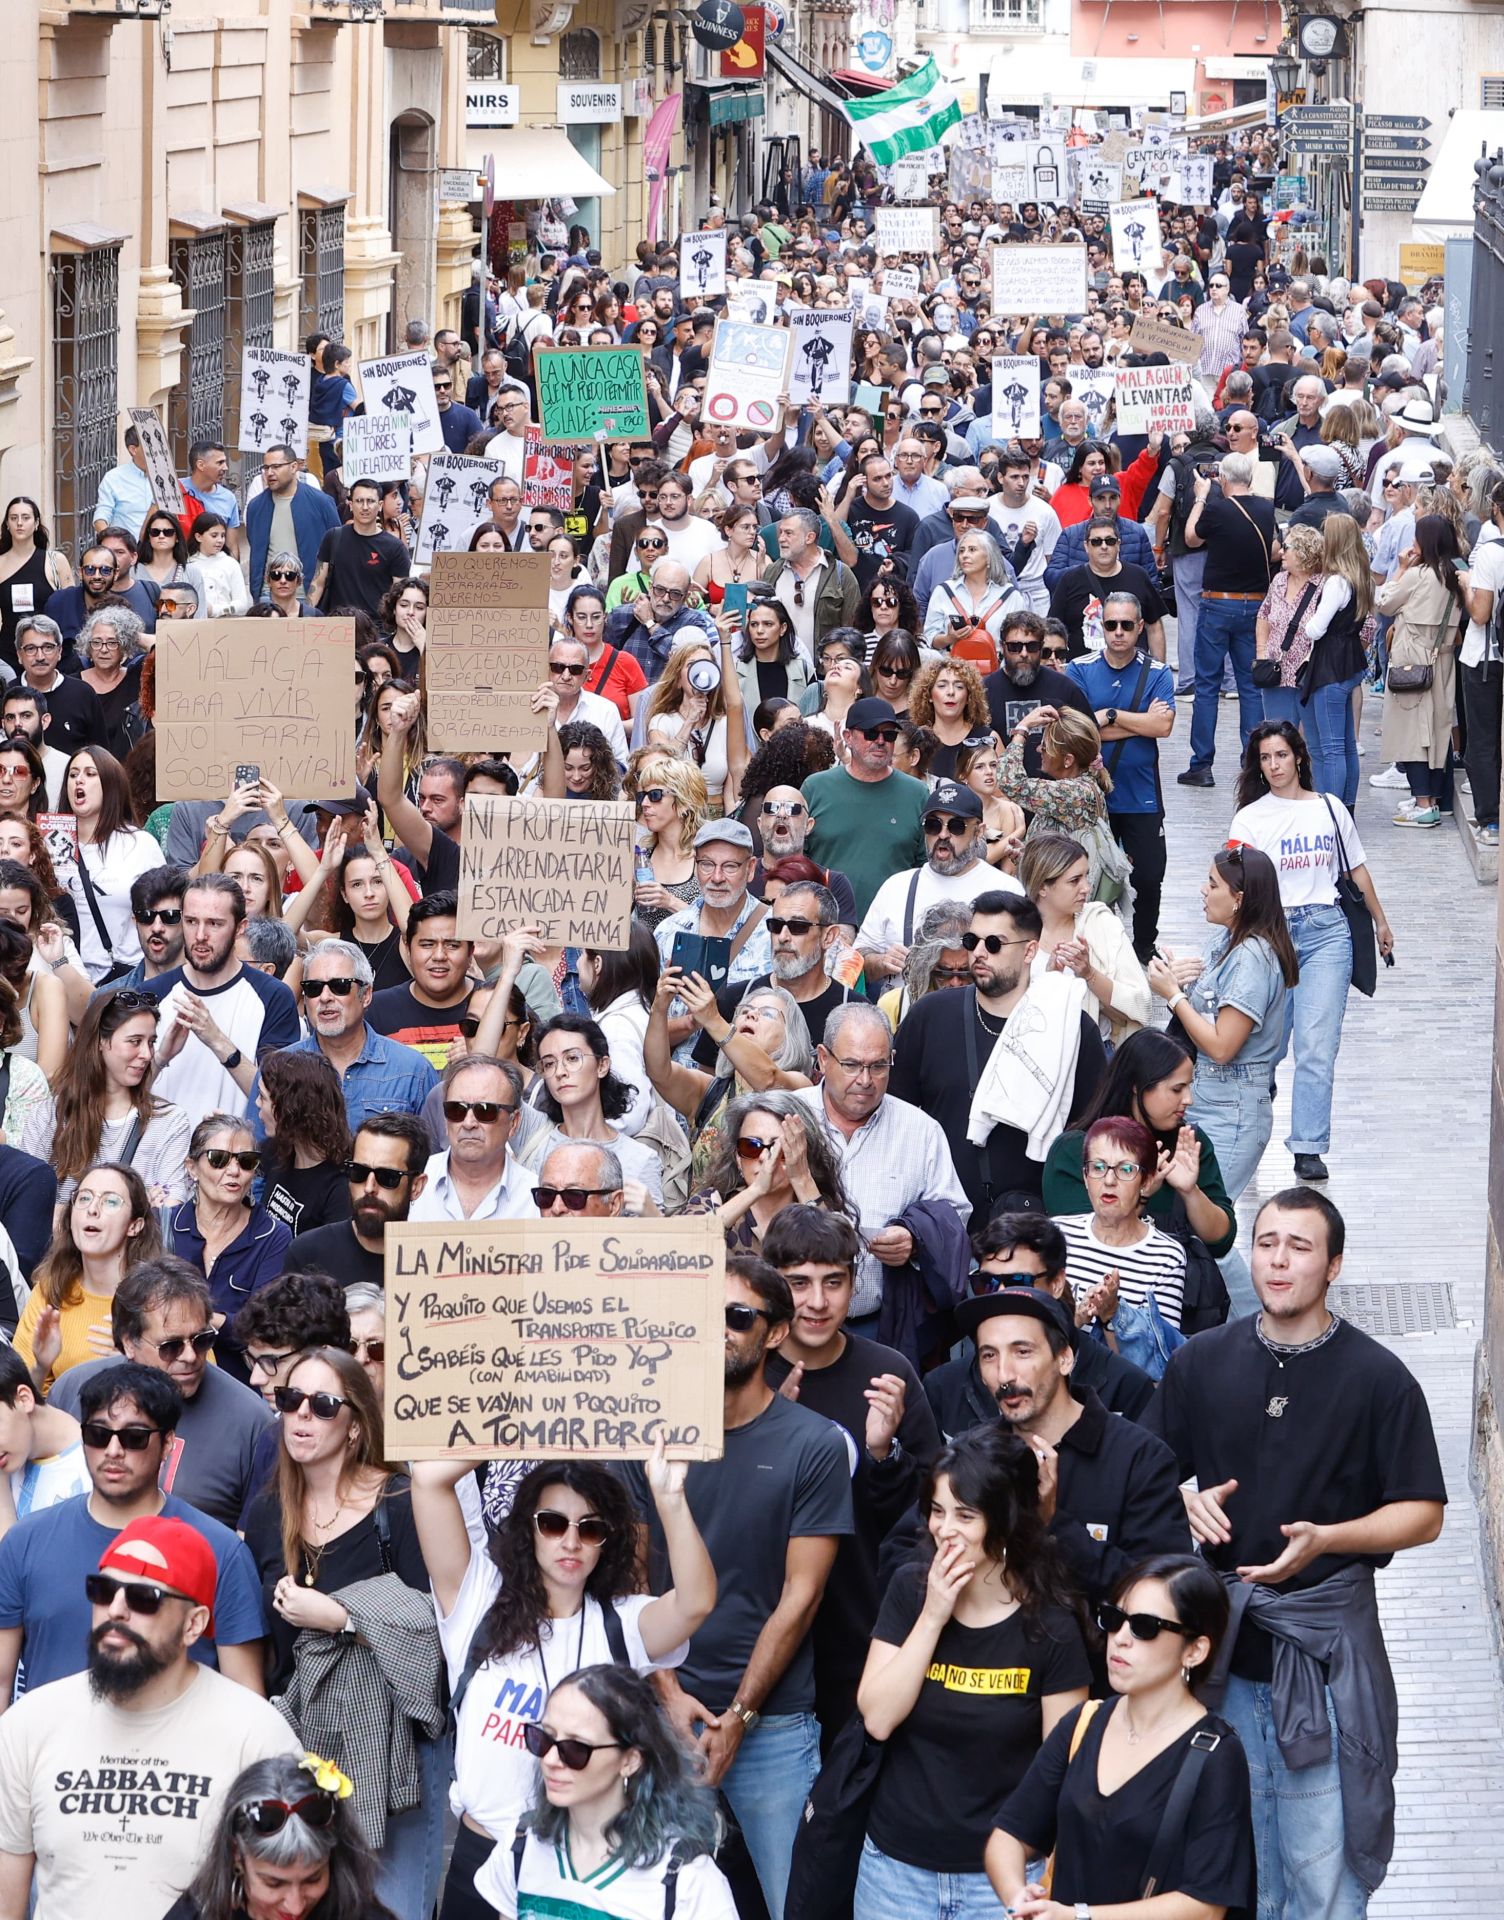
[1393,797,1421,818]
[1369,765,1409,789]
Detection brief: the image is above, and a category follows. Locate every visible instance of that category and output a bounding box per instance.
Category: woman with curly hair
[539,718,621,801]
[737,720,836,840]
[256,1048,354,1234]
[908,656,991,779]
[858,578,923,659]
[378,575,428,670]
[631,755,708,933]
[77,606,147,759]
[411,1448,715,1920]
[698,1087,855,1249]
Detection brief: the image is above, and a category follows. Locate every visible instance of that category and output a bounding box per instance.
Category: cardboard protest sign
[788,307,854,405]
[154,618,354,801]
[534,346,649,443]
[126,408,182,519]
[882,266,921,306]
[991,165,1031,205]
[1113,364,1196,434]
[704,318,793,433]
[523,427,575,509]
[1066,366,1118,435]
[888,156,931,201]
[425,550,550,755]
[341,414,412,484]
[458,794,636,948]
[991,356,1042,439]
[990,244,1087,316]
[384,1216,726,1461]
[1077,159,1122,214]
[1110,198,1164,277]
[1179,155,1214,206]
[874,206,938,254]
[1128,314,1203,364]
[413,453,506,567]
[356,349,443,455]
[237,348,310,459]
[680,228,728,301]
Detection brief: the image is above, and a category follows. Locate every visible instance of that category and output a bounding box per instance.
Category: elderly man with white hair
[1178,451,1279,786]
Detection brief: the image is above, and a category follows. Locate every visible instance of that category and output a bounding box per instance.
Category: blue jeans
[721,1711,822,1920]
[855,1836,1006,1920]
[1172,549,1207,687]
[1190,598,1261,771]
[1219,1677,1370,1920]
[1304,671,1365,811]
[1190,1063,1273,1319]
[1260,684,1303,728]
[1281,903,1352,1156]
[374,1731,452,1920]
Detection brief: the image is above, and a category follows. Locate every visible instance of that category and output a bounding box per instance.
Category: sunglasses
[1003,639,1044,654]
[858,725,901,743]
[1043,646,1070,662]
[876,664,913,680]
[1096,1601,1194,1642]
[268,568,301,583]
[273,1386,350,1420]
[248,1348,296,1377]
[550,661,588,678]
[725,1302,773,1331]
[237,1791,339,1838]
[352,1336,386,1362]
[766,916,818,935]
[533,1508,612,1544]
[201,1148,260,1172]
[870,594,899,607]
[961,931,1030,953]
[1102,619,1138,632]
[84,1572,188,1613]
[761,800,807,818]
[346,1160,408,1190]
[522,1725,622,1770]
[442,1099,515,1124]
[532,1185,613,1210]
[302,977,358,999]
[1086,537,1119,549]
[141,1327,217,1363]
[638,787,669,806]
[923,815,971,836]
[81,1422,162,1452]
[637,537,667,550]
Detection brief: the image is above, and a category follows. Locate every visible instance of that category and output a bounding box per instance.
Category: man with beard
[653,822,773,1058]
[0,1363,266,1701]
[841,454,919,592]
[620,1256,851,1920]
[0,1511,297,1920]
[954,1284,1188,1609]
[145,874,299,1116]
[856,782,1012,986]
[890,893,1105,1221]
[0,687,68,809]
[283,1113,430,1288]
[750,785,856,929]
[981,612,1091,761]
[692,880,856,1074]
[109,865,187,987]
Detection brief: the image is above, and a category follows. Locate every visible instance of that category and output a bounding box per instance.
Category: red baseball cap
[98,1517,216,1629]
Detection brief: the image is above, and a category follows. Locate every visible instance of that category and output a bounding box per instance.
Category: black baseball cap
[846,696,899,731]
[927,779,984,821]
[955,1284,1075,1347]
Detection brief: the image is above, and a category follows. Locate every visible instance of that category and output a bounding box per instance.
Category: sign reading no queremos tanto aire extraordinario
[383,1217,726,1460]
[425,551,550,755]
[458,794,636,948]
[154,619,355,801]
[535,346,650,442]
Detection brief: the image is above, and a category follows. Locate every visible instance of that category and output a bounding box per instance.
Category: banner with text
[788,308,854,405]
[873,206,938,254]
[990,243,1087,316]
[413,453,506,567]
[237,349,311,460]
[384,1217,725,1460]
[680,229,728,301]
[535,347,650,443]
[1066,366,1118,435]
[991,356,1042,439]
[458,794,636,948]
[341,414,413,485]
[426,550,550,754]
[1109,198,1164,277]
[356,349,443,455]
[1113,364,1196,434]
[1128,314,1203,364]
[523,428,576,509]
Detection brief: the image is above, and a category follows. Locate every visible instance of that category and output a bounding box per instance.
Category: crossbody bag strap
[117,1112,147,1170]
[1226,493,1272,583]
[960,986,1007,1208]
[901,868,923,946]
[1140,1728,1221,1897]
[1279,578,1320,655]
[1104,653,1154,778]
[587,643,623,697]
[727,902,767,966]
[74,848,114,959]
[1319,791,1354,877]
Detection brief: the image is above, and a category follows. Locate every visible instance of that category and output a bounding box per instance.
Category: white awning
[464,126,617,197]
[1411,110,1504,235]
[986,46,1196,110]
[1185,99,1271,133]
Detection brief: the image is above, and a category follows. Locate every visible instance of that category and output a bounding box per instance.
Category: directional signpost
[1365,115,1430,131]
[1360,111,1432,213]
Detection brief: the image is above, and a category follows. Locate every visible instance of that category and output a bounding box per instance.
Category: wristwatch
[1104,707,1118,727]
[220,1047,243,1072]
[726,1699,760,1732]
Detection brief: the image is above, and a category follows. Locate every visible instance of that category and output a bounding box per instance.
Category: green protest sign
[534,346,649,443]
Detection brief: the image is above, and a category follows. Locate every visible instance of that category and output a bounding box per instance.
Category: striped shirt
[1191,297,1248,381]
[1056,1211,1188,1329]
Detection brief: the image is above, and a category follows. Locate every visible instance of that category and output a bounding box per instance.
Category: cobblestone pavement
[1157,683,1504,1910]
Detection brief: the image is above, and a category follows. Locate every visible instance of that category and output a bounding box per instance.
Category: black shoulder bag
[1253,578,1319,688]
[75,852,131,987]
[1321,794,1378,997]
[1140,1727,1224,1896]
[1103,653,1154,779]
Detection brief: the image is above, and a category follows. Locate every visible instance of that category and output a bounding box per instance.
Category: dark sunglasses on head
[202,1148,260,1172]
[766,915,818,935]
[81,1422,161,1452]
[273,1386,350,1420]
[346,1160,408,1190]
[522,1724,621,1770]
[109,989,162,1015]
[84,1572,186,1613]
[858,725,901,743]
[532,1185,612,1210]
[132,905,182,926]
[236,1790,339,1838]
[442,1099,515,1124]
[533,1508,612,1544]
[923,814,971,836]
[725,1302,773,1331]
[1096,1601,1194,1642]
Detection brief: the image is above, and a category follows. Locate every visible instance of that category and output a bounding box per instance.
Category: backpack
[450,1595,630,1724]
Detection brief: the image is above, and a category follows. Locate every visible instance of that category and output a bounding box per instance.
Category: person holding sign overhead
[412,1438,716,1920]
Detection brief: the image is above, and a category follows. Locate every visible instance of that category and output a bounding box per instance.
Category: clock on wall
[1296,15,1347,61]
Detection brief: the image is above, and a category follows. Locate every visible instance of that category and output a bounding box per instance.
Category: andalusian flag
[841,58,961,165]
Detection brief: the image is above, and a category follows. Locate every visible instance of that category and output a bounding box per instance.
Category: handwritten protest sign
[342,413,412,484]
[992,356,1042,439]
[888,156,931,201]
[680,228,728,301]
[384,1217,726,1460]
[458,794,636,948]
[704,319,792,432]
[991,165,1030,204]
[1109,198,1164,276]
[523,427,575,509]
[237,348,310,459]
[127,408,182,519]
[788,308,853,404]
[990,244,1087,316]
[1113,364,1196,434]
[535,346,649,443]
[413,452,505,567]
[356,349,443,454]
[425,551,550,754]
[155,619,354,801]
[883,266,921,306]
[874,206,938,254]
[1128,314,1203,364]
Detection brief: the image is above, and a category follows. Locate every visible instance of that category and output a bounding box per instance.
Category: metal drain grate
[1330,1283,1458,1336]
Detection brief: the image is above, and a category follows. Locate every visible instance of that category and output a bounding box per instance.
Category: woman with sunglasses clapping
[413,1446,716,1920]
[242,1349,447,1920]
[166,1114,291,1383]
[168,1751,397,1920]
[987,1555,1253,1920]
